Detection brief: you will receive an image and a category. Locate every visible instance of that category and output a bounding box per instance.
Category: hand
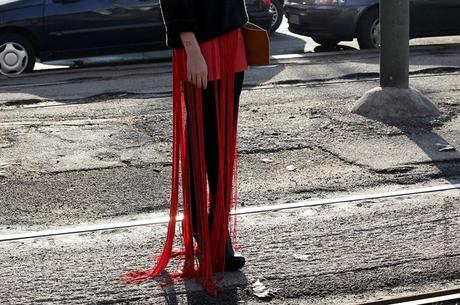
[179,32,208,89]
[186,49,208,89]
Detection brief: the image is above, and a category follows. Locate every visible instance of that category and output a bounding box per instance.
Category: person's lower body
[184,71,245,271]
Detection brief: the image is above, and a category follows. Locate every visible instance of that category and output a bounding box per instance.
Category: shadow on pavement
[313,44,358,52]
[403,127,460,183]
[160,271,248,305]
[345,43,460,67]
[377,117,460,184]
[269,31,309,55]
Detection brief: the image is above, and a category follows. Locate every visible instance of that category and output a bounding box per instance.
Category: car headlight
[314,0,345,5]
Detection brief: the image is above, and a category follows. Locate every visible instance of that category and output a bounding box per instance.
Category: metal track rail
[360,287,460,305]
[1,183,459,242]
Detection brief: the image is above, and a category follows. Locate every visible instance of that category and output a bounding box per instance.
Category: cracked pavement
[1,52,459,231]
[1,190,459,304]
[0,36,460,303]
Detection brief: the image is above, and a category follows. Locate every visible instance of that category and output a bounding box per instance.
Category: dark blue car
[0,0,272,76]
[284,0,460,49]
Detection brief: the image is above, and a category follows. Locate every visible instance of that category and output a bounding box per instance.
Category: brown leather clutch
[242,22,270,66]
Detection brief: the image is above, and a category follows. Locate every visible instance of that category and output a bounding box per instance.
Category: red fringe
[121,30,241,295]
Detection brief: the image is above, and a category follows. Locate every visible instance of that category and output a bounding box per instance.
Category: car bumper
[284,3,362,41]
[249,11,273,32]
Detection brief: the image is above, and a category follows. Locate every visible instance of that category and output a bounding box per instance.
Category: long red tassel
[122,30,240,295]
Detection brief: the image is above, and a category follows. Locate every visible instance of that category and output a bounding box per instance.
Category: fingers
[202,72,207,90]
[195,73,201,89]
[191,73,197,88]
[185,51,208,89]
[187,72,198,88]
[186,62,207,89]
[187,70,192,85]
[188,72,207,89]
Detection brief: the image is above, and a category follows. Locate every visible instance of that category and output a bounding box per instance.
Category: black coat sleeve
[159,0,198,47]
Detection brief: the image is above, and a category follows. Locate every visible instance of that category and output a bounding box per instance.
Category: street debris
[428,119,443,127]
[436,143,456,152]
[261,158,274,163]
[299,107,321,118]
[439,145,455,152]
[252,279,274,300]
[293,253,312,261]
[286,165,296,171]
[0,136,14,148]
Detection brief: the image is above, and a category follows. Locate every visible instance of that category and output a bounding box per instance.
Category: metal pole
[380,0,410,89]
[353,0,438,119]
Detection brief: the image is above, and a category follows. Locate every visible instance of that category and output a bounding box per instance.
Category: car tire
[269,0,283,33]
[357,8,380,49]
[312,37,340,48]
[0,33,36,76]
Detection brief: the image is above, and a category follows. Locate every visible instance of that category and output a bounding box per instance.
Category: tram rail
[361,287,460,305]
[1,182,459,242]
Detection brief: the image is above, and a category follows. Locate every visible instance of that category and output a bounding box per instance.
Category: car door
[43,0,121,54]
[410,0,434,37]
[430,0,460,35]
[108,0,165,48]
[410,0,460,37]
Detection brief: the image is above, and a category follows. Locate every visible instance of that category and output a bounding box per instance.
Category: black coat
[159,0,249,48]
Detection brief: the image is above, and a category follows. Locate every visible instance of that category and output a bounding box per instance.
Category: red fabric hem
[122,28,244,295]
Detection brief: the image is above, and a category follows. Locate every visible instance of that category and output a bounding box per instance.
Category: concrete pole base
[352,87,439,121]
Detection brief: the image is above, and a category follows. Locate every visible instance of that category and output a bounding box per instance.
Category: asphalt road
[1,54,459,230]
[1,189,459,304]
[0,21,460,304]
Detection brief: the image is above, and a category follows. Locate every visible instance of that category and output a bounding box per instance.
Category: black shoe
[224,236,245,271]
[225,253,246,271]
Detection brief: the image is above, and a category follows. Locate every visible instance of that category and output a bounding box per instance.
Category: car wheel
[269,0,283,33]
[357,8,380,49]
[312,37,340,48]
[0,33,36,76]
